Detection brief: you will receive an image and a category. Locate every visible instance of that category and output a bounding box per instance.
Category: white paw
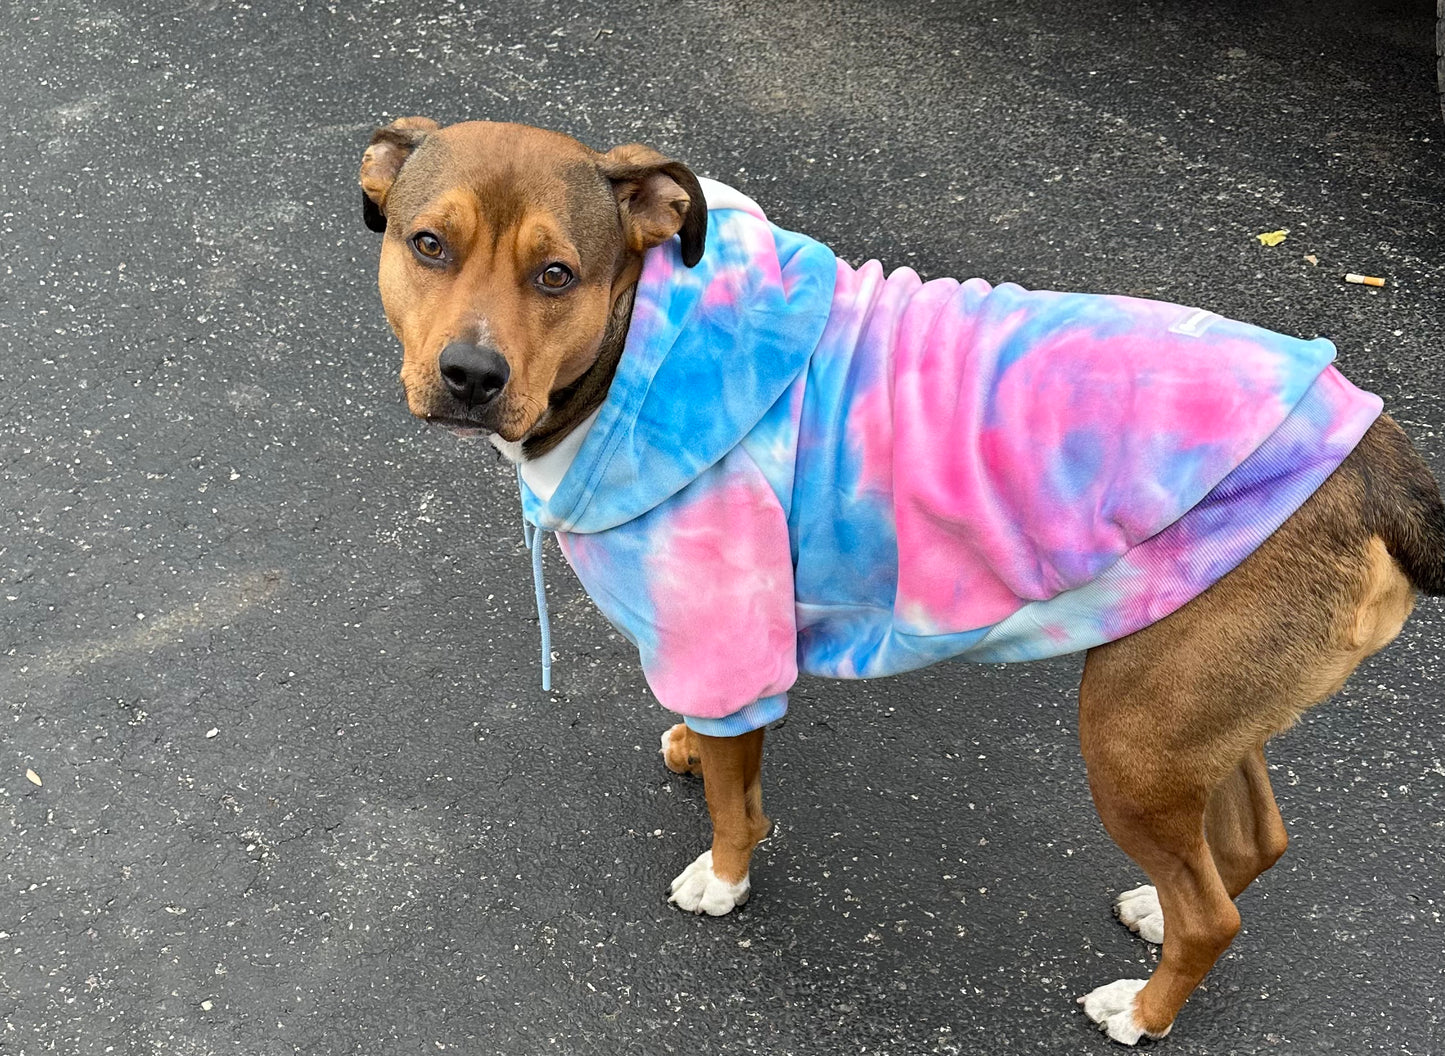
[667,850,749,916]
[1115,884,1165,945]
[1078,979,1170,1046]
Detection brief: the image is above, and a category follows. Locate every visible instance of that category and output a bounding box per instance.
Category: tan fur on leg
[1206,749,1289,898]
[1080,693,1241,1040]
[696,729,770,885]
[667,728,770,915]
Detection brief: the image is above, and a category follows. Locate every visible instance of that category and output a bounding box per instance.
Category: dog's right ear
[359,117,439,233]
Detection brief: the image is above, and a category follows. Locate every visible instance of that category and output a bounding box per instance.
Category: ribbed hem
[1120,367,1383,624]
[682,693,789,737]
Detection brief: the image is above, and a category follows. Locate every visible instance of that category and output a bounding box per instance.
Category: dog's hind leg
[667,728,770,916]
[1077,681,1243,1045]
[1206,748,1289,899]
[1115,747,1289,946]
[1076,559,1414,1041]
[1076,430,1424,1042]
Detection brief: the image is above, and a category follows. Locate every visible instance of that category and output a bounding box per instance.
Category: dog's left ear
[359,116,440,233]
[599,144,707,267]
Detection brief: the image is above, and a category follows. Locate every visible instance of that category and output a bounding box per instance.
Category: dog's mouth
[406,390,501,439]
[425,415,493,439]
[404,384,537,443]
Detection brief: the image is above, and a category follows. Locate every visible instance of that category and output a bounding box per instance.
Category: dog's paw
[660,723,703,777]
[1114,884,1165,945]
[1078,979,1170,1045]
[667,850,749,916]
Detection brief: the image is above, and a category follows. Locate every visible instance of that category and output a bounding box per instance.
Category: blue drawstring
[518,468,553,692]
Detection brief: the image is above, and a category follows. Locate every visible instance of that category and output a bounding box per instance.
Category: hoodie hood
[519,182,838,533]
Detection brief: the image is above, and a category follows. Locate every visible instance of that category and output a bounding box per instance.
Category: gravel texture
[1,1,1442,1053]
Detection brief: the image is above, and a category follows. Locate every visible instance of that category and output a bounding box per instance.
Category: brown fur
[360,118,1444,1043]
[522,284,636,458]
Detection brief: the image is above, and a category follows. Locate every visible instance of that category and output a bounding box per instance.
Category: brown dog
[358,118,1445,1044]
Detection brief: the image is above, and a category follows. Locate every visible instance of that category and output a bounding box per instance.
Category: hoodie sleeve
[554,445,798,734]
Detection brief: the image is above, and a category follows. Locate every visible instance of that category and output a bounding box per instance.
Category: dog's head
[359,119,706,442]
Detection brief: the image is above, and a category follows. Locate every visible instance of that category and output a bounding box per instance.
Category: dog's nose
[438,342,510,406]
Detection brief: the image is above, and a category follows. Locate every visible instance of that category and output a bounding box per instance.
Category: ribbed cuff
[682,693,788,737]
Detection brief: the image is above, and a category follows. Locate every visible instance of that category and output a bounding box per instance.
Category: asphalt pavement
[1,1,1442,1053]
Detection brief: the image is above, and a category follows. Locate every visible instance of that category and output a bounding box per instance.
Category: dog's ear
[598,144,707,267]
[359,116,440,233]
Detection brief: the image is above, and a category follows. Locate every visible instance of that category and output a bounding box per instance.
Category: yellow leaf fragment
[25,769,41,786]
[1256,229,1288,247]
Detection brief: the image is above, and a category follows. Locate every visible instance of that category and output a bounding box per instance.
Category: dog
[358,117,1445,1045]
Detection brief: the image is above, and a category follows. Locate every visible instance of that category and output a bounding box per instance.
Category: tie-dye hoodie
[517,181,1382,737]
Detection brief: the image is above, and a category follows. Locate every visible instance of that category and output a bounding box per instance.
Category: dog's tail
[1359,415,1445,595]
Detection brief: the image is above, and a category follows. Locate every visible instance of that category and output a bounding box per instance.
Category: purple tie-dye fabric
[521,199,1383,736]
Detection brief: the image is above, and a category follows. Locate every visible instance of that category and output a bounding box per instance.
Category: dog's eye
[410,231,445,261]
[537,263,575,291]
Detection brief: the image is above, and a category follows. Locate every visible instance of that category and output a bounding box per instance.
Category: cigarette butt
[1343,273,1385,287]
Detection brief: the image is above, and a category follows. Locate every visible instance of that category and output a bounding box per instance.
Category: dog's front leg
[667,727,769,916]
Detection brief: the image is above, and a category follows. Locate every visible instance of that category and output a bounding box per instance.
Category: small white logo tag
[1167,309,1219,338]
